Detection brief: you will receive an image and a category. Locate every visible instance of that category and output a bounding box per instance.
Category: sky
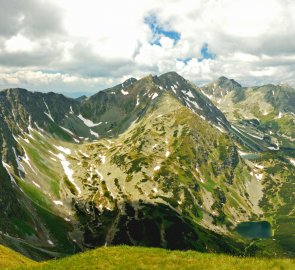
[0,0,295,97]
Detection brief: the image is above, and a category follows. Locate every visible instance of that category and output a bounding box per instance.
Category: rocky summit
[0,72,294,260]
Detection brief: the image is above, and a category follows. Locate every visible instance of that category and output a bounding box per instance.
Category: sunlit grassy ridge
[0,245,35,269]
[4,246,294,270]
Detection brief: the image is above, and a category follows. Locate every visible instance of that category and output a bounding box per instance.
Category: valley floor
[2,246,295,270]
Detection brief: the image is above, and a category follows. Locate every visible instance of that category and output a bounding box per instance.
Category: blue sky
[199,43,216,61]
[144,14,181,46]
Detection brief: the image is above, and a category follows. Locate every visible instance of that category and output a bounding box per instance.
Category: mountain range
[0,72,294,260]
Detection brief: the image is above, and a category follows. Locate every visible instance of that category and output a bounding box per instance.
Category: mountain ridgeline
[0,72,294,260]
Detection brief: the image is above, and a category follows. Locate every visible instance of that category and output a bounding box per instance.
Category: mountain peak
[216,76,242,88]
[122,77,137,88]
[218,76,229,81]
[75,95,88,102]
[159,71,183,80]
[201,76,242,99]
[158,72,187,87]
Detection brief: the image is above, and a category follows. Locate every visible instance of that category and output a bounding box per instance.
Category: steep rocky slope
[201,77,295,150]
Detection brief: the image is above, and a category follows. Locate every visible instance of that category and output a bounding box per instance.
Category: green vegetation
[5,246,295,270]
[0,245,35,269]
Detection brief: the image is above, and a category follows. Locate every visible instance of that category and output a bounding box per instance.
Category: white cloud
[5,34,36,53]
[1,0,295,93]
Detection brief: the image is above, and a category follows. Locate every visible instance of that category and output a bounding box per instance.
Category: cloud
[1,0,295,94]
[0,0,64,38]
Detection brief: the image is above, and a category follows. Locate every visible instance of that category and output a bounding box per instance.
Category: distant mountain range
[0,72,294,260]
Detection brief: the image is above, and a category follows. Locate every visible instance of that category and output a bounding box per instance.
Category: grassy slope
[0,245,35,269]
[10,246,295,270]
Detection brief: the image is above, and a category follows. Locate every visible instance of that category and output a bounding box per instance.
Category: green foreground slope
[7,246,294,270]
[0,245,35,269]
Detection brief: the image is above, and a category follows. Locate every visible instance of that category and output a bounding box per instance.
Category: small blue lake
[235,221,272,239]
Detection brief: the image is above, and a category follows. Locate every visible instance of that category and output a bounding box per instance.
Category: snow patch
[99,155,106,164]
[55,153,81,195]
[238,150,249,156]
[43,99,55,122]
[2,161,16,184]
[34,122,45,134]
[212,124,226,133]
[184,97,202,110]
[121,89,129,95]
[53,200,63,206]
[60,126,74,136]
[171,85,176,94]
[78,114,102,127]
[90,129,99,138]
[248,133,264,140]
[255,164,264,170]
[22,149,37,174]
[255,173,263,180]
[32,181,40,189]
[154,165,160,171]
[95,169,103,180]
[268,146,279,151]
[136,95,140,106]
[182,90,195,99]
[151,92,159,100]
[54,145,71,155]
[12,147,26,174]
[44,112,54,122]
[79,150,89,158]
